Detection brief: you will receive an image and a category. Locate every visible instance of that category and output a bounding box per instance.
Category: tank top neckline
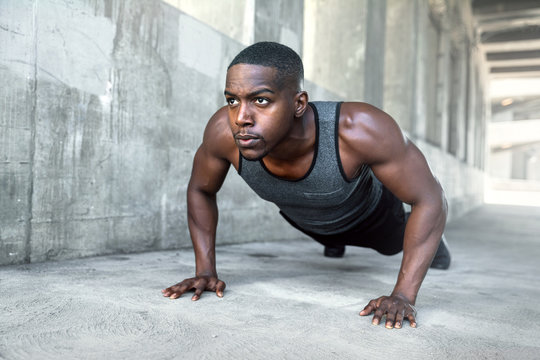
[238,102,319,182]
[256,102,320,182]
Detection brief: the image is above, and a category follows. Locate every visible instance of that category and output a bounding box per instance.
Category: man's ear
[294,91,309,118]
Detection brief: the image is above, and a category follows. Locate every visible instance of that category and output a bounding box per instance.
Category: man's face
[224,64,297,161]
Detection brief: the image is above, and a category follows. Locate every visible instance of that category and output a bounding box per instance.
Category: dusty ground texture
[1,204,539,360]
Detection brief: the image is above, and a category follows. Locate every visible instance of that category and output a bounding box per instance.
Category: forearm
[187,187,219,277]
[392,199,447,304]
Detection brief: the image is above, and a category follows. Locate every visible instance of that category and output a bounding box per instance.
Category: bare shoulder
[339,102,407,165]
[201,106,238,166]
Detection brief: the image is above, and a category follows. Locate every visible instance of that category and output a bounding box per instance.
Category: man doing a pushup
[162,42,451,329]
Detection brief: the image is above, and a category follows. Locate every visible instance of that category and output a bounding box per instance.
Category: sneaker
[324,245,346,258]
[430,235,451,270]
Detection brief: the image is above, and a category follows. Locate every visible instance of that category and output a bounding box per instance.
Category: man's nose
[236,104,254,127]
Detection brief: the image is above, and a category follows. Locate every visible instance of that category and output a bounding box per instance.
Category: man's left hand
[359,294,417,329]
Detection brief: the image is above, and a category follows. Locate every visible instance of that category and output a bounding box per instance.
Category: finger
[407,312,417,328]
[372,308,385,325]
[366,296,386,319]
[192,286,204,301]
[394,311,405,329]
[169,283,192,299]
[162,285,182,297]
[190,277,209,301]
[215,280,226,297]
[385,311,396,329]
[359,300,377,316]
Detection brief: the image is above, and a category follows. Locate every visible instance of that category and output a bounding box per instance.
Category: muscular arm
[162,108,236,300]
[187,141,229,278]
[371,141,447,306]
[340,102,447,328]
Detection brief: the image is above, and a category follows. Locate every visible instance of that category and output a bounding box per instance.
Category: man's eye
[227,98,238,106]
[255,98,269,104]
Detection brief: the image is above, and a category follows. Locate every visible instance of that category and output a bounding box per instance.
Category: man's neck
[262,106,316,179]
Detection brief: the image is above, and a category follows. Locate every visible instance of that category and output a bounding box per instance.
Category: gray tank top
[238,101,382,235]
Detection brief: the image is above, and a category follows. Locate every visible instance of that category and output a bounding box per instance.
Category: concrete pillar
[0,0,36,264]
[412,0,430,140]
[363,0,386,108]
[437,28,451,151]
[512,151,528,179]
[384,0,417,132]
[254,0,304,55]
[447,43,461,156]
[457,44,468,161]
[303,0,369,100]
[303,0,386,103]
[467,54,479,167]
[423,16,442,146]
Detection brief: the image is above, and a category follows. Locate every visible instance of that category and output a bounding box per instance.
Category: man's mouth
[235,134,260,147]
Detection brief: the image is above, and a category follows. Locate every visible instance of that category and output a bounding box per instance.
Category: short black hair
[227,41,304,91]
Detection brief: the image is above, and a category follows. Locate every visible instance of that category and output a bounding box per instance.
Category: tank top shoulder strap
[309,101,343,179]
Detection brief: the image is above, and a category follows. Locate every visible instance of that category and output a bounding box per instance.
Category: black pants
[280,186,406,255]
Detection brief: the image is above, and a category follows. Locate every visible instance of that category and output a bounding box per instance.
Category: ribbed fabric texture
[238,101,382,235]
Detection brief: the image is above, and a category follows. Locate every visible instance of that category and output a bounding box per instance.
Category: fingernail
[217,292,223,297]
[385,324,393,329]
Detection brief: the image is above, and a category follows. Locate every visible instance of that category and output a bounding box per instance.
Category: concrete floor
[1,204,539,360]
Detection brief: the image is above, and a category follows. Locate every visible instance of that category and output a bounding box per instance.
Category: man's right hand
[161,276,226,301]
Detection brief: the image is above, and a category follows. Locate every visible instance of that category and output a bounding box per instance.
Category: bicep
[188,144,231,196]
[188,108,233,195]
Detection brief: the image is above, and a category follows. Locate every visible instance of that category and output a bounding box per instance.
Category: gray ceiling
[473,0,540,76]
[473,0,540,120]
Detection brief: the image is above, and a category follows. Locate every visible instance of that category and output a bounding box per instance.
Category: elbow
[416,185,448,224]
[435,186,448,227]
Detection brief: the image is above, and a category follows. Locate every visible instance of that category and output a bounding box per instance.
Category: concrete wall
[1,0,487,265]
[384,0,487,221]
[163,0,255,45]
[303,0,386,106]
[0,0,308,265]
